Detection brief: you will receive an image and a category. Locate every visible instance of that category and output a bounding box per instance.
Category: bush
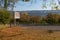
[46,13,53,24]
[40,17,48,25]
[20,12,30,24]
[0,9,12,25]
[46,13,60,25]
[30,16,42,24]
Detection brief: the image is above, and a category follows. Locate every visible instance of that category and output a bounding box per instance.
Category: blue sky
[13,0,59,11]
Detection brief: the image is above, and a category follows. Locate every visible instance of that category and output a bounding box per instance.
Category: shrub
[0,9,12,25]
[46,13,60,25]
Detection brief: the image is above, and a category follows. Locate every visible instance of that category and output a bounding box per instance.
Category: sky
[13,0,59,11]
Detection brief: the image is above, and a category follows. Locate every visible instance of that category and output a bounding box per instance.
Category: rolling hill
[13,10,60,16]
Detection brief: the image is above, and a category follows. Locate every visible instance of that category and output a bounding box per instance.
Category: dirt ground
[0,26,60,40]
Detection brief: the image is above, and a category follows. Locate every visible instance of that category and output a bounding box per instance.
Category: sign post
[14,12,20,27]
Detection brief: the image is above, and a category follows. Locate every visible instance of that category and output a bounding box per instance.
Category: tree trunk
[4,0,8,9]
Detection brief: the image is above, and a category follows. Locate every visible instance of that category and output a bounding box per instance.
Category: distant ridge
[12,10,60,16]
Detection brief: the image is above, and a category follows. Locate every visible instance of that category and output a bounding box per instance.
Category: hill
[15,10,60,16]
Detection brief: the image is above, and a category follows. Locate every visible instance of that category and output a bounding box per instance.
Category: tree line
[0,9,60,25]
[20,12,60,25]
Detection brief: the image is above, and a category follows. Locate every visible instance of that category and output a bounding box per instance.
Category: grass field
[0,26,60,40]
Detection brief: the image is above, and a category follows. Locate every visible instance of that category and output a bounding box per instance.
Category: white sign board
[14,12,20,19]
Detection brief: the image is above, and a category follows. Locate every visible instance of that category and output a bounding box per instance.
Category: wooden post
[14,19,16,27]
[13,12,16,27]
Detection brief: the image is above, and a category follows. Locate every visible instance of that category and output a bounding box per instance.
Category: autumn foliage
[20,12,60,25]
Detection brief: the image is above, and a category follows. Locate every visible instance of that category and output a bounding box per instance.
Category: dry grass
[0,26,60,40]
